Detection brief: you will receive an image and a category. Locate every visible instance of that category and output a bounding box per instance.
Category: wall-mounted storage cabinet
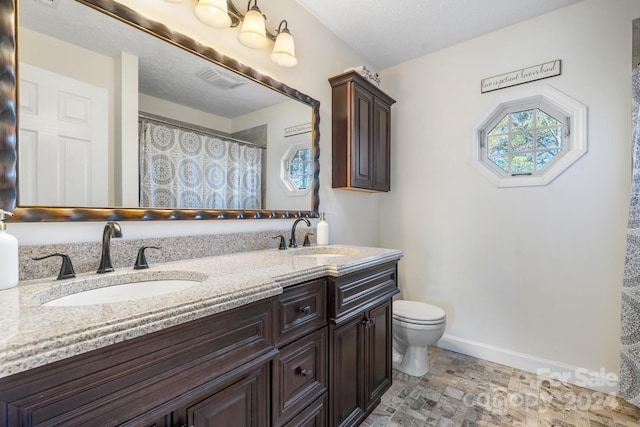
[329,71,396,192]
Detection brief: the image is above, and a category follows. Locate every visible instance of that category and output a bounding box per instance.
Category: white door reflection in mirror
[19,63,108,206]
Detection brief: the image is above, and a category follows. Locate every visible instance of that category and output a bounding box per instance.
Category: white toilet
[392,300,446,377]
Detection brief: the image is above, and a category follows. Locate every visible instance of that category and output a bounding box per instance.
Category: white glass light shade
[238,8,269,49]
[195,0,231,28]
[271,30,297,67]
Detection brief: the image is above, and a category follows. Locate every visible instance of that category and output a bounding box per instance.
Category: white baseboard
[437,334,619,394]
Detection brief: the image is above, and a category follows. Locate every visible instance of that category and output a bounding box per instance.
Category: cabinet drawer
[273,327,328,427]
[282,393,327,427]
[276,278,327,347]
[329,262,398,322]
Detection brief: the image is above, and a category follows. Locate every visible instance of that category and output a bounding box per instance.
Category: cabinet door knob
[361,317,376,327]
[298,305,311,314]
[298,368,312,377]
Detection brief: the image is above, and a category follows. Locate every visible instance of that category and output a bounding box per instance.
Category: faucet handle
[134,246,161,270]
[303,233,313,247]
[33,253,76,280]
[273,235,287,250]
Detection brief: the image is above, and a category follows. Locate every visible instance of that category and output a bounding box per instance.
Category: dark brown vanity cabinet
[329,71,396,192]
[0,265,397,427]
[0,298,276,427]
[328,262,399,427]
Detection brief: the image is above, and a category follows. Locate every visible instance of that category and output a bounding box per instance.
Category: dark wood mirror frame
[0,0,319,222]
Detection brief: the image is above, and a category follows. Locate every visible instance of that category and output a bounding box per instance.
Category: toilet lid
[393,300,446,324]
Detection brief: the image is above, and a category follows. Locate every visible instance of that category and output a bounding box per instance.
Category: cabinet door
[364,299,393,410]
[351,84,374,189]
[372,98,391,191]
[330,315,366,427]
[185,364,270,427]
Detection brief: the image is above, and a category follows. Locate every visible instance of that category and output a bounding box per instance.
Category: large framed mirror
[1,0,319,221]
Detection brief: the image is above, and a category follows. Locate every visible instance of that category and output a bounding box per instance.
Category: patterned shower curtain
[139,119,263,209]
[621,64,640,405]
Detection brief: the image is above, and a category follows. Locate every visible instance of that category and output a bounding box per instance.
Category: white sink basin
[43,279,200,307]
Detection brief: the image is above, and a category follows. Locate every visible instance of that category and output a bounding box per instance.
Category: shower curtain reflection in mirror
[139,118,263,209]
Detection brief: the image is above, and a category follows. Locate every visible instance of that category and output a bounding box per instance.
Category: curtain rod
[139,112,267,150]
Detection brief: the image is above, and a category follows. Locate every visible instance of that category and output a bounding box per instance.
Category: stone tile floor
[362,346,640,427]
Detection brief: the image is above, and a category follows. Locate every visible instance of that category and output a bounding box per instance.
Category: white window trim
[279,141,312,196]
[471,85,588,188]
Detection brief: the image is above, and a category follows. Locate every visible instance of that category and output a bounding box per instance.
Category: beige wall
[379,0,640,386]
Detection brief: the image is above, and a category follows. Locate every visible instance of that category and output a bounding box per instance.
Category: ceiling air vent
[33,0,57,6]
[197,67,247,90]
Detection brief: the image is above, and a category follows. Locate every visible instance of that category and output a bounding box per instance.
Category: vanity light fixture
[193,0,297,67]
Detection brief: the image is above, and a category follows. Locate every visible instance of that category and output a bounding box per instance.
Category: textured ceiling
[297,0,584,69]
[20,0,288,118]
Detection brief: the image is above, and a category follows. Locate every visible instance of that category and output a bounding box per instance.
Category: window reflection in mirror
[280,141,313,197]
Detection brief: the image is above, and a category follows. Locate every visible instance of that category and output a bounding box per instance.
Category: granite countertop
[0,245,402,378]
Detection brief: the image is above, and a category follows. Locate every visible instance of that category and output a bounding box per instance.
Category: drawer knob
[298,368,312,377]
[298,305,311,314]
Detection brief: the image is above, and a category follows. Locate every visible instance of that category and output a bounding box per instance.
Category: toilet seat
[393,317,445,329]
[393,300,446,325]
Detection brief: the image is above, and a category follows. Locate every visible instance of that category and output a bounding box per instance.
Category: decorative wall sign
[284,122,312,137]
[481,59,561,93]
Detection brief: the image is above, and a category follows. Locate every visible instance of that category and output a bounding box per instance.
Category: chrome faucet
[97,221,123,274]
[289,218,311,248]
